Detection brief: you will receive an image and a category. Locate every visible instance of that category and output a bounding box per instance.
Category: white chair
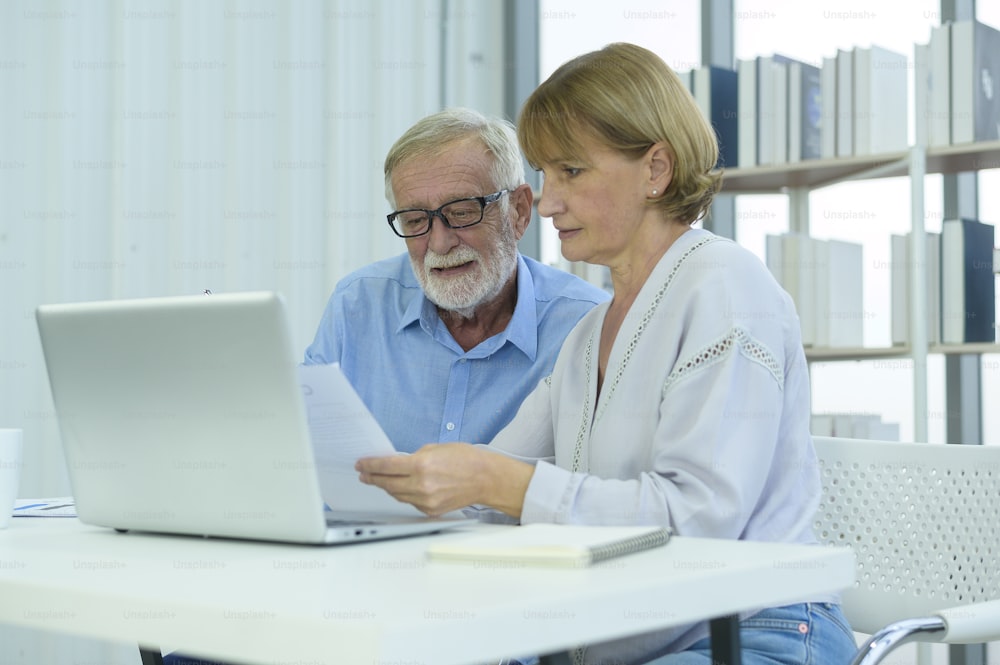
[812,436,1000,665]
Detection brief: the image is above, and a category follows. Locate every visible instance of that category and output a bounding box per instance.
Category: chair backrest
[811,436,1000,635]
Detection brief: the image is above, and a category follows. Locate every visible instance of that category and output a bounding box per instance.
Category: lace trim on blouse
[661,326,784,399]
[570,335,596,474]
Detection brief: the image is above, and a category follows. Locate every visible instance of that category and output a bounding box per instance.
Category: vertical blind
[0,0,511,498]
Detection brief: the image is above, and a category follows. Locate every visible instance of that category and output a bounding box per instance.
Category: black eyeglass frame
[386,189,509,238]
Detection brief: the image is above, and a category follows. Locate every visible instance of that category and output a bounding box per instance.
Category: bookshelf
[720,140,1000,194]
[719,140,1000,442]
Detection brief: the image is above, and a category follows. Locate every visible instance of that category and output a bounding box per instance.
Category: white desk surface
[0,519,854,665]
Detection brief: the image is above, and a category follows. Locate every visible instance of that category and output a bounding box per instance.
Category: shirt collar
[396,253,539,361]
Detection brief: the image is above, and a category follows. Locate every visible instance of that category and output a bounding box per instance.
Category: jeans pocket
[811,602,858,644]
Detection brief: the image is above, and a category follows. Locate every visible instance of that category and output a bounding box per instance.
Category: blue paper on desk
[13,497,76,517]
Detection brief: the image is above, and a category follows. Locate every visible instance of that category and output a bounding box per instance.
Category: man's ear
[646,142,674,194]
[510,183,533,240]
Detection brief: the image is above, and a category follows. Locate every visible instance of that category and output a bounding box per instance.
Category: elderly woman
[357,42,856,665]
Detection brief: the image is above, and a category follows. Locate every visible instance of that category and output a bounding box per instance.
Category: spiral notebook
[427,524,672,568]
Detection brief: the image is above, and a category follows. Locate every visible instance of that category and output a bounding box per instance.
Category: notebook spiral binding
[589,526,673,564]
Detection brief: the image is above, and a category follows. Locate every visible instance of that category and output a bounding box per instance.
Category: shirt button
[446,422,456,431]
[459,358,467,363]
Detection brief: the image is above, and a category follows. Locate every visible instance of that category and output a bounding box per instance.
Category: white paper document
[296,363,426,517]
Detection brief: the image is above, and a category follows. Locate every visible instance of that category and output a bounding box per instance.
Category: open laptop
[35,291,475,544]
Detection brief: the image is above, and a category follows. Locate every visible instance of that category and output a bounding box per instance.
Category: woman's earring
[651,189,658,196]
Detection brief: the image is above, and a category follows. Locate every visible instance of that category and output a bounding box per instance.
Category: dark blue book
[788,60,822,161]
[693,65,738,169]
[941,218,996,343]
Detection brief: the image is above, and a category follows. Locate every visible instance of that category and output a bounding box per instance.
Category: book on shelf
[811,413,900,441]
[928,23,953,147]
[426,524,672,568]
[835,48,854,158]
[816,238,865,348]
[853,45,908,155]
[889,231,942,346]
[819,55,838,159]
[766,232,817,346]
[693,65,739,169]
[737,58,758,168]
[995,246,1000,274]
[890,234,909,346]
[766,234,863,348]
[756,54,792,166]
[927,232,941,346]
[950,20,1000,145]
[788,60,822,162]
[677,68,694,95]
[941,218,996,343]
[913,42,932,147]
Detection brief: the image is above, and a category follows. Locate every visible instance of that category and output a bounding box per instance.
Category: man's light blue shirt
[304,252,609,452]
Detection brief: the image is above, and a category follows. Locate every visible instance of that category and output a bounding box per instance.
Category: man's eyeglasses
[386,189,508,238]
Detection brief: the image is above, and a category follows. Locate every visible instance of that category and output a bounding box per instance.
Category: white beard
[411,224,518,319]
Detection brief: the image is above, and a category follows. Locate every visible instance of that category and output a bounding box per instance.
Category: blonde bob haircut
[518,42,722,224]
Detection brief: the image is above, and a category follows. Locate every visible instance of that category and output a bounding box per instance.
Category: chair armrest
[939,599,1000,643]
[850,617,946,665]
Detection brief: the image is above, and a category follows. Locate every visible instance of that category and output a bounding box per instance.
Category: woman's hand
[355,443,534,518]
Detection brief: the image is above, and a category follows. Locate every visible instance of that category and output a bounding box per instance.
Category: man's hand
[356,443,534,518]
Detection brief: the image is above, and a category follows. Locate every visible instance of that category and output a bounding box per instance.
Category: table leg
[138,645,164,665]
[710,615,742,665]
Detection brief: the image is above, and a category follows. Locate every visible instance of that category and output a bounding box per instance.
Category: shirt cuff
[520,460,582,524]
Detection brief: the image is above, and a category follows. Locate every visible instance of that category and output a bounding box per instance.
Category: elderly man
[304,108,608,451]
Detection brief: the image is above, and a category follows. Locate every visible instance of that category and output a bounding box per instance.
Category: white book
[913,42,931,147]
[850,414,882,439]
[951,21,975,144]
[891,232,942,345]
[994,246,1000,274]
[820,55,838,159]
[854,46,908,155]
[677,69,694,94]
[831,413,855,437]
[851,416,900,441]
[824,239,864,347]
[765,234,784,283]
[929,23,952,147]
[783,233,818,346]
[812,239,831,348]
[788,62,802,163]
[853,47,874,156]
[868,421,901,441]
[772,60,789,165]
[737,58,758,169]
[811,414,835,437]
[756,56,777,165]
[835,48,854,157]
[926,231,941,345]
[869,46,908,154]
[890,234,910,346]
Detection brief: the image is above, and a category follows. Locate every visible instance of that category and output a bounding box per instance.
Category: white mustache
[424,247,479,270]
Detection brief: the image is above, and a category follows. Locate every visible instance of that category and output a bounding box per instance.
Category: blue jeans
[648,603,857,665]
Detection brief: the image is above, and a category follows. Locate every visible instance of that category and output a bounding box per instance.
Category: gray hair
[384,108,525,210]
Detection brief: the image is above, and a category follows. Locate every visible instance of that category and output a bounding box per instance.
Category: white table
[0,519,854,665]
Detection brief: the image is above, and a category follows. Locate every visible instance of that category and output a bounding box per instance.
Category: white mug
[0,429,24,529]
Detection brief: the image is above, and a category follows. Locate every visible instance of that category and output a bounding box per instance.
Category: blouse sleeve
[485,375,556,464]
